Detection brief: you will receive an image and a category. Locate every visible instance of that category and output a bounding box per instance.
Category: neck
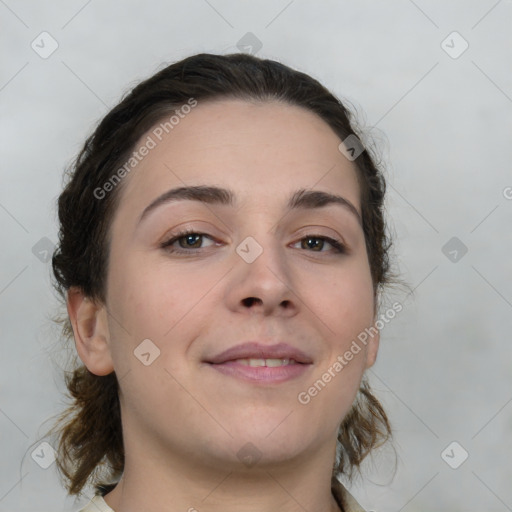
[103,431,342,512]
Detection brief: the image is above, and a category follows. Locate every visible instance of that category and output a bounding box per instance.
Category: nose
[224,236,299,317]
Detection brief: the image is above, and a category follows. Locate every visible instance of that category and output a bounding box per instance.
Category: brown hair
[46,52,396,498]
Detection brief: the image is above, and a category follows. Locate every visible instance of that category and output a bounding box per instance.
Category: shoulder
[76,495,115,512]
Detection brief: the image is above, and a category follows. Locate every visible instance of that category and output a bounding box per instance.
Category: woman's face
[96,99,379,470]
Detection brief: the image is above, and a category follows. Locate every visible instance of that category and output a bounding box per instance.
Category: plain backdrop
[1,1,511,511]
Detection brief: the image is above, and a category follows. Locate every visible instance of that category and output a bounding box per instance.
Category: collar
[331,477,367,512]
[80,480,367,512]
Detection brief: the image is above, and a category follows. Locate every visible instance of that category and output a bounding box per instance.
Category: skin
[67,99,380,512]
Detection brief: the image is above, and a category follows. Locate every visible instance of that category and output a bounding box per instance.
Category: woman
[47,52,394,512]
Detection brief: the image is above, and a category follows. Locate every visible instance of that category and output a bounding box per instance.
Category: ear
[66,287,114,376]
[364,321,380,369]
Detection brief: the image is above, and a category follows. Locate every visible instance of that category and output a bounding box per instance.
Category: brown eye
[295,235,346,254]
[161,230,217,254]
[177,233,203,249]
[301,237,324,251]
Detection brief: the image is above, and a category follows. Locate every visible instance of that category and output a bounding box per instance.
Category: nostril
[242,297,262,307]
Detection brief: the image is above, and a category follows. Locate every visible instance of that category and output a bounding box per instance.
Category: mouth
[204,342,313,384]
[228,358,299,367]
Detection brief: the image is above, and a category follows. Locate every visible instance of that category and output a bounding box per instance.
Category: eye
[160,230,217,254]
[160,231,347,256]
[294,235,346,254]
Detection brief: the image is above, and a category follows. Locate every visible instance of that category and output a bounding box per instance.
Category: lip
[205,341,313,365]
[204,342,313,384]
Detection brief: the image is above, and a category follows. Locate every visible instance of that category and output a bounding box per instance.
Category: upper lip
[206,342,313,364]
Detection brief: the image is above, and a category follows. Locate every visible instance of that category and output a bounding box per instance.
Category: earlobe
[66,287,114,376]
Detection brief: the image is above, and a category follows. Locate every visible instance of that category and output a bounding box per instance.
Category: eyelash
[160,229,347,255]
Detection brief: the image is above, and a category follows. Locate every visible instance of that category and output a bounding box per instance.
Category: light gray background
[1,1,511,511]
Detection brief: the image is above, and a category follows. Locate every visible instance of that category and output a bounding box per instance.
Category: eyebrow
[138,185,362,226]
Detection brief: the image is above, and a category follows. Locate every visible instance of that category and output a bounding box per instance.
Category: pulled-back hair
[46,52,395,498]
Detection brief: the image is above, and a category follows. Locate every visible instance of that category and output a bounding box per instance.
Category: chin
[226,423,315,464]
[203,437,311,473]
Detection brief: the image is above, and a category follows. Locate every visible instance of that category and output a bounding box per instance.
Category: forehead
[113,98,361,223]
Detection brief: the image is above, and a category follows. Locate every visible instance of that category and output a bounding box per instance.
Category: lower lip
[206,361,311,383]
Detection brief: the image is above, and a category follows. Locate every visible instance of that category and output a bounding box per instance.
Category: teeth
[248,358,266,367]
[266,358,291,367]
[236,358,296,367]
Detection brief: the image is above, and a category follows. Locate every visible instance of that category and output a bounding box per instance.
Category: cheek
[299,263,374,405]
[107,252,202,337]
[105,251,225,382]
[105,257,207,412]
[313,261,375,341]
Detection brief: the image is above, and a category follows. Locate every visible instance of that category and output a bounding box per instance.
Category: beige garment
[78,495,114,512]
[336,486,367,512]
[77,484,367,512]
